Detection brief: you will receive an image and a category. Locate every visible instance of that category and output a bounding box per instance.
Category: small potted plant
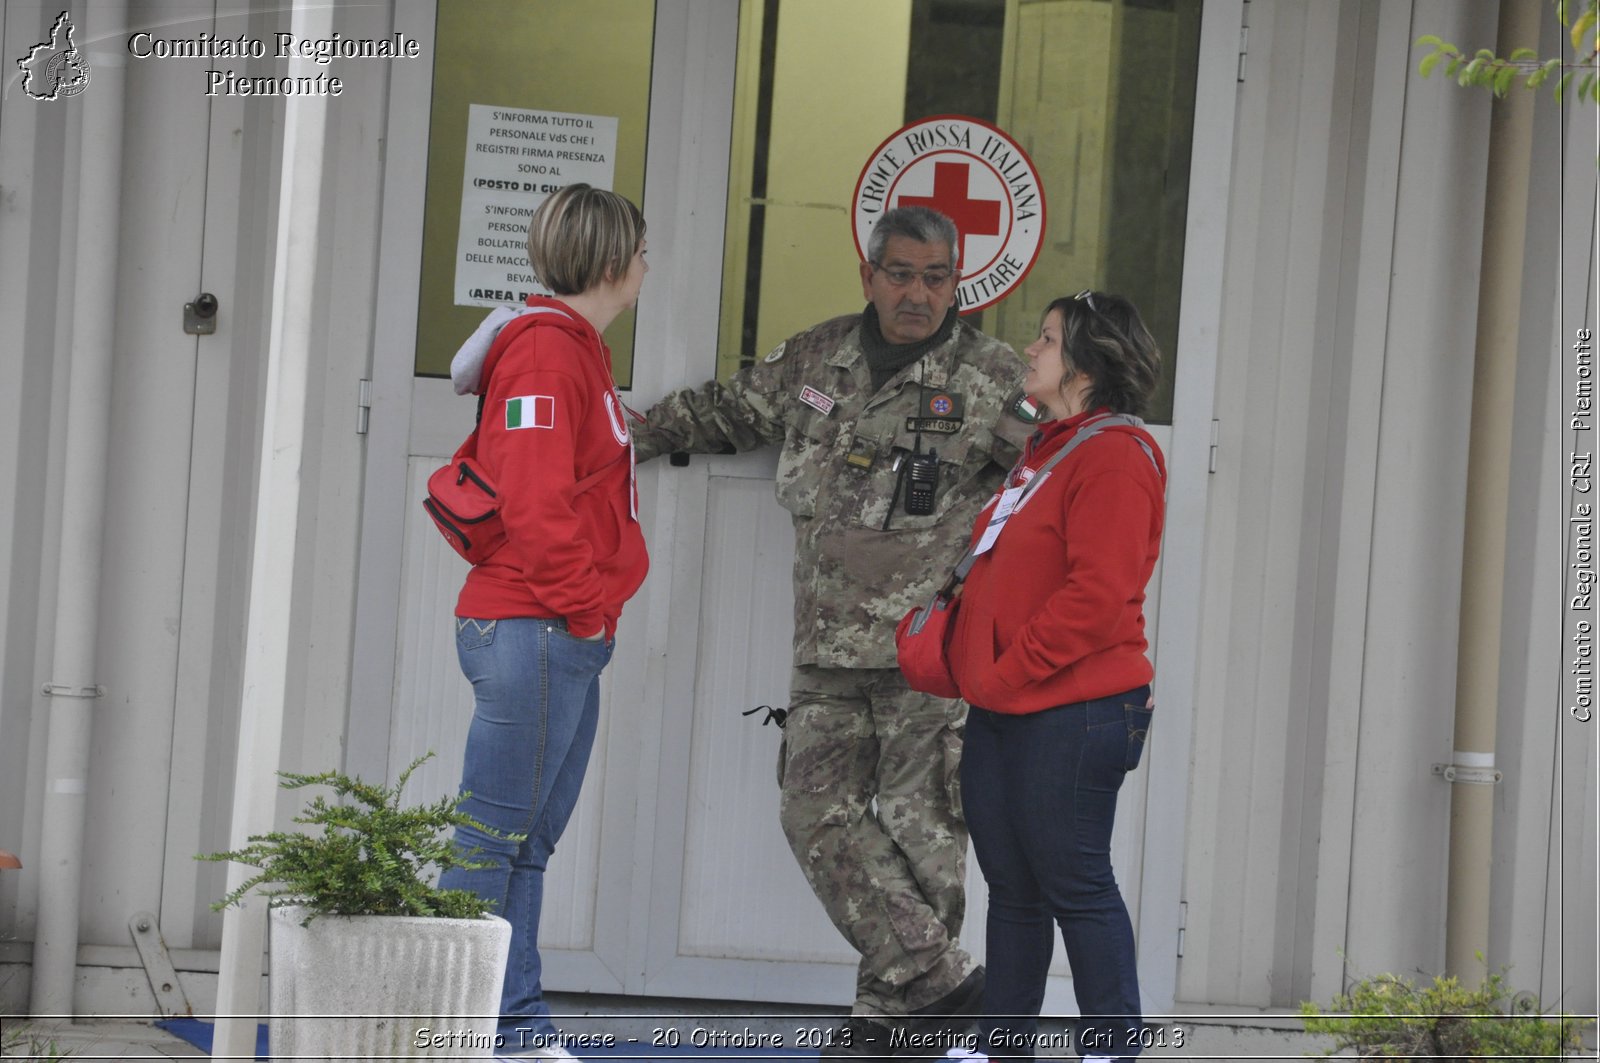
[1300,963,1589,1060]
[202,754,514,1061]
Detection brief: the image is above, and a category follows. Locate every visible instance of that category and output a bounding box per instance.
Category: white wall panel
[163,0,288,952]
[80,0,215,951]
[1182,0,1354,1007]
[1506,52,1599,1011]
[1178,0,1596,1015]
[1180,0,1503,1006]
[1342,0,1493,983]
[0,0,69,957]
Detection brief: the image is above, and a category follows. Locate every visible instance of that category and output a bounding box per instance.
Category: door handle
[184,292,219,335]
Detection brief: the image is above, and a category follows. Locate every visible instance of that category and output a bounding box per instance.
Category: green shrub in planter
[200,753,515,922]
[1300,965,1589,1060]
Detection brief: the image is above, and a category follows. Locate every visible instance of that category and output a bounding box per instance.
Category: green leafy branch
[199,753,518,923]
[1415,0,1600,102]
[1300,962,1590,1059]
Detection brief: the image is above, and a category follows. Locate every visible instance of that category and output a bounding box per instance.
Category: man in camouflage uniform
[632,206,1033,1052]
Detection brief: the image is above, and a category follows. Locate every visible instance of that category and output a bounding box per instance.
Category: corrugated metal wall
[1177,0,1597,1012]
[0,0,391,1011]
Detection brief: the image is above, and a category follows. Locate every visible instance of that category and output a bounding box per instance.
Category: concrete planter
[269,905,511,1061]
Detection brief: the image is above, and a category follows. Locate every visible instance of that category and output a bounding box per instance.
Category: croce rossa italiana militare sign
[851,115,1046,315]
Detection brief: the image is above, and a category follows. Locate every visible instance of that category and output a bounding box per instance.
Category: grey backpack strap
[941,412,1151,592]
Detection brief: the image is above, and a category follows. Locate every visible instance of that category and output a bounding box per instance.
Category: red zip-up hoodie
[947,408,1166,713]
[455,296,648,639]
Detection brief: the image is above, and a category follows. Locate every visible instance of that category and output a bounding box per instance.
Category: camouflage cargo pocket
[773,409,839,518]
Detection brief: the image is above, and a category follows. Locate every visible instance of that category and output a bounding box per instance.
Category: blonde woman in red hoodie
[440,184,649,1062]
[945,291,1164,1063]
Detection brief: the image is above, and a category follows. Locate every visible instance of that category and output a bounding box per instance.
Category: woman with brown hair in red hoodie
[441,183,649,1062]
[944,290,1164,1063]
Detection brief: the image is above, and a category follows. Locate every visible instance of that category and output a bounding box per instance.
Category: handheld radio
[905,448,939,515]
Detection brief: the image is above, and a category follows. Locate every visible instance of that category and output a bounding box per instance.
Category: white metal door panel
[347,0,634,996]
[674,470,822,960]
[668,470,857,966]
[83,0,214,950]
[84,0,289,957]
[648,456,857,1003]
[644,425,1173,1013]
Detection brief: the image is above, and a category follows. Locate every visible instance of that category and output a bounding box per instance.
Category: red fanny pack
[423,433,629,566]
[423,436,506,566]
[894,593,961,699]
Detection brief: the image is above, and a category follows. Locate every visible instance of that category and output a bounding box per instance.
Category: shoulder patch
[506,394,556,430]
[764,341,787,364]
[1006,390,1045,425]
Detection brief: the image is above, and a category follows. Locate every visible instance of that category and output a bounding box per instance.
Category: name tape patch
[799,385,835,416]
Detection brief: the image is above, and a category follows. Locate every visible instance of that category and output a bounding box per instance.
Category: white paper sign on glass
[455,104,619,308]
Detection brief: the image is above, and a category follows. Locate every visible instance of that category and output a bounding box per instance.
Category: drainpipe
[29,0,130,1018]
[1444,0,1539,985]
[211,1,332,1055]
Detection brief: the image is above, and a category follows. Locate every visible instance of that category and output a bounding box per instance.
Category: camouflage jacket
[634,313,1032,669]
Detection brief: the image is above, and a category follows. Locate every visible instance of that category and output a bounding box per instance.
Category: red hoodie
[947,408,1166,713]
[455,296,649,639]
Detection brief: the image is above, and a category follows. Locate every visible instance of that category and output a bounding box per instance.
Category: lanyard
[938,413,1145,596]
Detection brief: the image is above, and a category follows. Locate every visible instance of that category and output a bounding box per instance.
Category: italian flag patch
[505,395,555,430]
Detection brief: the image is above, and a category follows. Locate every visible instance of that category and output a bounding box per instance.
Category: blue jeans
[960,688,1153,1062]
[439,617,612,1044]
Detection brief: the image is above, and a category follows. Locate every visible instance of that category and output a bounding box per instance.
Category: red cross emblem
[901,161,1003,267]
[852,116,1046,315]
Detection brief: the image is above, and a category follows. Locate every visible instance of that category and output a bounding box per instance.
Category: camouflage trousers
[777,664,978,1017]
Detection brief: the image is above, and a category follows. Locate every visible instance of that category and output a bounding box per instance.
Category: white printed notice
[455,104,618,308]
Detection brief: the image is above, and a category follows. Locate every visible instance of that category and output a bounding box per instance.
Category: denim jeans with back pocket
[960,686,1154,1062]
[438,616,613,1045]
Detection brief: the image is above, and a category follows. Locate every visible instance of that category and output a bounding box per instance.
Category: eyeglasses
[1074,289,1100,313]
[871,262,956,291]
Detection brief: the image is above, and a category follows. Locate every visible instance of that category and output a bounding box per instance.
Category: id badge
[973,484,1026,556]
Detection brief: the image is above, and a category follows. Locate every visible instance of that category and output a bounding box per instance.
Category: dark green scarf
[860,304,958,394]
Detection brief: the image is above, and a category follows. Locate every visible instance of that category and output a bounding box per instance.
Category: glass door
[357,0,1233,1013]
[661,0,1209,1012]
[352,0,663,1001]
[716,0,1201,425]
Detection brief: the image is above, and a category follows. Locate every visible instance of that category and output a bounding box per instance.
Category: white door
[349,0,741,1001]
[628,0,1240,1016]
[351,0,1236,1012]
[60,0,290,961]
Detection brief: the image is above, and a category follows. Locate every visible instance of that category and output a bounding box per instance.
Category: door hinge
[1237,1,1250,83]
[357,378,372,435]
[1208,419,1220,474]
[1177,899,1188,957]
